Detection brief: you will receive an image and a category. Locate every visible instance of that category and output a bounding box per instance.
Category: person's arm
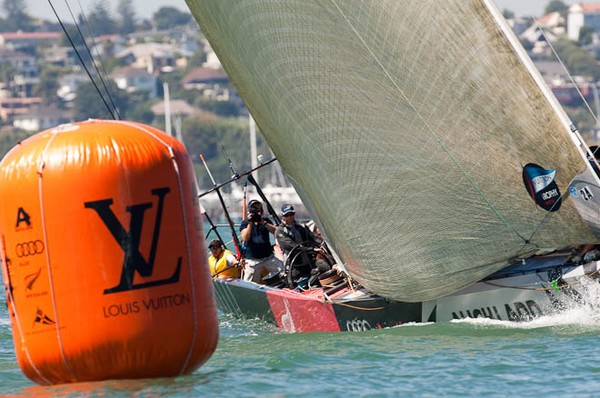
[225,252,239,267]
[264,220,276,233]
[240,219,251,242]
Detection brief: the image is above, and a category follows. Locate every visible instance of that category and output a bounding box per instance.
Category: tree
[578,26,595,46]
[544,1,568,15]
[86,2,117,36]
[182,114,270,189]
[73,81,130,121]
[117,0,137,35]
[553,39,600,80]
[0,128,30,160]
[34,65,61,106]
[127,101,154,124]
[2,0,33,31]
[0,62,16,95]
[153,7,192,31]
[195,98,241,117]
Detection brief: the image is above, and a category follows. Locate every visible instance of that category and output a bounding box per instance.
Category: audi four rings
[15,241,45,257]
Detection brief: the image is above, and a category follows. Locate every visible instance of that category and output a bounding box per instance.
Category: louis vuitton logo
[85,187,181,294]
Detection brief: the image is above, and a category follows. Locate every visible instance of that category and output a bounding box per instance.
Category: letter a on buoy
[0,120,218,385]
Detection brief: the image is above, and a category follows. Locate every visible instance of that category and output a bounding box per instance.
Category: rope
[328,302,386,311]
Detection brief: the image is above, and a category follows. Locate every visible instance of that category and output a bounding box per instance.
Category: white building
[111,66,158,98]
[568,3,600,41]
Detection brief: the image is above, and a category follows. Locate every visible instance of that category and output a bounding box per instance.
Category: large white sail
[186,0,600,301]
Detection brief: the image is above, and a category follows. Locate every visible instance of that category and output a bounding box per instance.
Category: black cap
[248,199,261,208]
[281,203,295,215]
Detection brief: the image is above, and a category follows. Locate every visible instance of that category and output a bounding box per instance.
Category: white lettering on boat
[451,300,542,321]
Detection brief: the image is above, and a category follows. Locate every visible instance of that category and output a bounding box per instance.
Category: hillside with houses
[1,1,600,188]
[0,1,271,188]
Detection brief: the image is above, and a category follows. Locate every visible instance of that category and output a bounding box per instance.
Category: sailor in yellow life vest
[208,239,241,279]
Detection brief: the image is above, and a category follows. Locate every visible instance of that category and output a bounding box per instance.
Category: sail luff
[186,0,600,301]
[483,0,591,166]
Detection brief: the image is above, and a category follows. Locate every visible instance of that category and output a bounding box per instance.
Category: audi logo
[15,240,45,257]
[345,319,371,332]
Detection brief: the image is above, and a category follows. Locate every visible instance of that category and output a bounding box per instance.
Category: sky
[25,0,189,21]
[21,0,590,21]
[495,0,580,16]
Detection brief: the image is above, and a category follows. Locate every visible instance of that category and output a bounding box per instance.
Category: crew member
[208,239,241,279]
[239,199,282,283]
[276,204,320,279]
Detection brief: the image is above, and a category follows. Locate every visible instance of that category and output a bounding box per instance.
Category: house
[115,43,186,74]
[202,39,222,70]
[0,97,42,123]
[112,66,158,97]
[181,67,229,90]
[534,61,570,85]
[551,81,592,106]
[0,31,60,52]
[57,73,89,102]
[520,12,564,42]
[568,3,600,41]
[180,66,238,102]
[0,48,39,97]
[42,46,79,68]
[13,106,72,132]
[151,99,199,117]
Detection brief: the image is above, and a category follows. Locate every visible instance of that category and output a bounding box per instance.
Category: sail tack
[186,0,598,301]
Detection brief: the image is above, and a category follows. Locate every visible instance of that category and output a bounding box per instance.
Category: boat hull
[213,254,600,333]
[214,279,422,332]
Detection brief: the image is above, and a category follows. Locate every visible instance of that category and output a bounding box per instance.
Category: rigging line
[47,0,116,120]
[219,143,240,178]
[533,20,600,163]
[528,21,600,244]
[535,20,599,126]
[533,20,600,179]
[328,0,528,243]
[70,0,121,119]
[524,188,573,245]
[533,22,600,175]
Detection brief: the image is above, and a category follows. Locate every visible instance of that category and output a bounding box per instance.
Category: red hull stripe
[266,289,340,332]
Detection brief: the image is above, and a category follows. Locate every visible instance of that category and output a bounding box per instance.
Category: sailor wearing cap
[239,199,283,283]
[276,204,318,280]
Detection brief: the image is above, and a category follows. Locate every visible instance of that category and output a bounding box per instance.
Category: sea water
[3,226,600,396]
[3,296,600,397]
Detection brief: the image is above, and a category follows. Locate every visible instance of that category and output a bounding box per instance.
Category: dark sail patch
[522,163,561,212]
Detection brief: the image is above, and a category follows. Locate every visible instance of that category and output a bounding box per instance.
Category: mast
[249,114,258,183]
[163,82,172,137]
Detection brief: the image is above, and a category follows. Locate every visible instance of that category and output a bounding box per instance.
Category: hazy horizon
[26,0,188,21]
[21,1,591,22]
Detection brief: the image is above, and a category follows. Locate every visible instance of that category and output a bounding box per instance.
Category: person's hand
[248,211,262,222]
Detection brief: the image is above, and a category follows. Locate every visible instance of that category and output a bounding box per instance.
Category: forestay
[186,0,600,301]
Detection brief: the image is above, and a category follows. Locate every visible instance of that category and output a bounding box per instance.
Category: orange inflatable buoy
[0,120,218,385]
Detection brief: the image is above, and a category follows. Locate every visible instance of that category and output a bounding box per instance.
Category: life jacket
[209,249,240,278]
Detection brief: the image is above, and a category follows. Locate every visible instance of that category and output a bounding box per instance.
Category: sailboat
[186,0,600,332]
